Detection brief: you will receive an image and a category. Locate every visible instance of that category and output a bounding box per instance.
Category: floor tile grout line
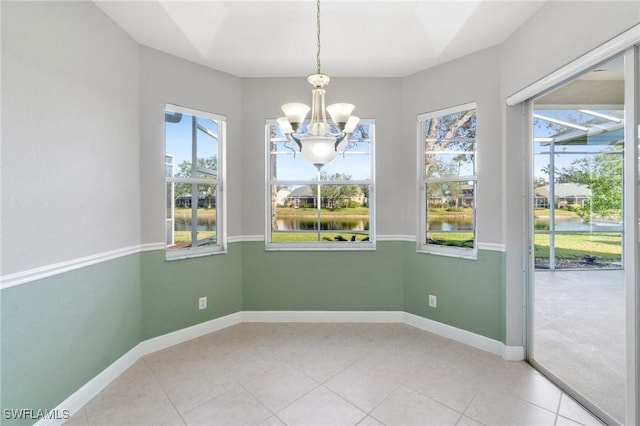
[140,356,189,426]
[319,382,374,421]
[235,359,323,419]
[234,379,280,425]
[460,386,481,416]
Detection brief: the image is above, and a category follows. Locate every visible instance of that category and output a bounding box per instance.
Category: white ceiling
[94,0,548,78]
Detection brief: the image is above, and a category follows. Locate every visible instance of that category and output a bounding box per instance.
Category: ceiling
[94,0,548,78]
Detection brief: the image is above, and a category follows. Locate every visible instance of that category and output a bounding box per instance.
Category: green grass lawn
[171,231,216,247]
[426,232,474,248]
[534,232,621,260]
[271,232,370,242]
[426,207,474,216]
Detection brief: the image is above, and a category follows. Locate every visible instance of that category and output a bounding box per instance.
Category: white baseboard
[36,310,523,426]
[503,345,526,361]
[35,312,243,426]
[402,312,515,359]
[37,345,143,426]
[242,310,404,323]
[139,312,243,356]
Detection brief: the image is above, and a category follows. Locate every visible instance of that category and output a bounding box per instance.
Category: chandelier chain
[316,0,321,74]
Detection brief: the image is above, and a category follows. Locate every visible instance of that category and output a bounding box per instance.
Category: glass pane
[269,124,371,182]
[424,109,476,179]
[532,54,625,424]
[269,137,320,181]
[196,117,218,179]
[322,124,371,180]
[268,121,372,245]
[271,183,370,243]
[170,186,217,250]
[425,181,475,248]
[165,110,218,180]
[425,152,475,178]
[533,106,624,270]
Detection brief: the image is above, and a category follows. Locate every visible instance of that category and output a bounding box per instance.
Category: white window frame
[417,102,477,259]
[164,103,226,260]
[265,118,376,251]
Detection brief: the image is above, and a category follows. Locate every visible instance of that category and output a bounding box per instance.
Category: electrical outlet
[428,295,437,308]
[199,297,207,310]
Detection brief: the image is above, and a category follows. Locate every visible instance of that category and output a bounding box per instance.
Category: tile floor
[65,323,604,426]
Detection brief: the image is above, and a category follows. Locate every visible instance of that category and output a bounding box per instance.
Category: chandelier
[277,0,359,169]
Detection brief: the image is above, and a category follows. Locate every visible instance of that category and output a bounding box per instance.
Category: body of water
[174,216,216,232]
[428,218,473,231]
[276,218,368,231]
[543,217,623,232]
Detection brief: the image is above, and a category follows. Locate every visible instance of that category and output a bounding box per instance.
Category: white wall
[1,1,140,274]
[501,1,640,99]
[402,46,503,246]
[139,47,243,244]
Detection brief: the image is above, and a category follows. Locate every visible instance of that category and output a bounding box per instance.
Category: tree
[541,161,590,185]
[546,150,622,222]
[312,172,361,209]
[578,151,622,222]
[175,156,218,208]
[533,176,548,189]
[424,109,476,177]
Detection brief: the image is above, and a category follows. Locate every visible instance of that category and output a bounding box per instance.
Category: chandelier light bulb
[300,136,338,167]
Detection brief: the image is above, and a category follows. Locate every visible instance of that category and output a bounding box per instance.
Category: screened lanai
[533,100,624,270]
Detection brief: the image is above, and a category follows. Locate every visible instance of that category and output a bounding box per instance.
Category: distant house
[287,186,316,208]
[427,184,474,208]
[285,185,366,208]
[534,183,591,208]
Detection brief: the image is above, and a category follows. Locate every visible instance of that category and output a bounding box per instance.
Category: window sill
[416,245,477,260]
[266,242,376,252]
[165,245,227,261]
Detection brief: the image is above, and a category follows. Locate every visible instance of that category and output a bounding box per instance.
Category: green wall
[241,241,504,341]
[1,241,505,424]
[1,255,142,425]
[241,241,405,311]
[404,249,506,342]
[140,248,243,340]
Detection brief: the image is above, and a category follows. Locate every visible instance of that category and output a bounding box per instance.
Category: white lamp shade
[344,116,360,134]
[281,103,310,124]
[299,135,337,167]
[276,117,293,134]
[326,103,355,124]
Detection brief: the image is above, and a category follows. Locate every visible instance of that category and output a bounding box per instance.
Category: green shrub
[535,220,549,230]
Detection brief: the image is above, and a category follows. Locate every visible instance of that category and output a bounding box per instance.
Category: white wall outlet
[198,297,207,310]
[428,295,437,308]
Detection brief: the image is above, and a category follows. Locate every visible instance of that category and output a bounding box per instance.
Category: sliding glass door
[529,47,638,426]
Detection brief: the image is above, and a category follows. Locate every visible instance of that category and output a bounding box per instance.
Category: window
[266,119,375,249]
[418,103,477,257]
[165,104,225,259]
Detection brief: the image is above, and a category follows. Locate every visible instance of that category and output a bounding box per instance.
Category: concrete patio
[534,269,626,424]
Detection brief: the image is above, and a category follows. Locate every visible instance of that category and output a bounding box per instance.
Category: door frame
[521,39,639,425]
